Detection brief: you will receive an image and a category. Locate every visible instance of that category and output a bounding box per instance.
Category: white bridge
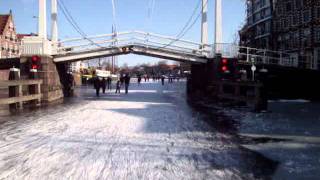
[53,31,212,63]
[19,0,313,69]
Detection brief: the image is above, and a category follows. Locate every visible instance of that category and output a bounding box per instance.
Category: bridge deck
[53,44,209,64]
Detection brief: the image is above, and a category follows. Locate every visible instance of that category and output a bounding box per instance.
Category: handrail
[0,79,43,87]
[59,31,133,43]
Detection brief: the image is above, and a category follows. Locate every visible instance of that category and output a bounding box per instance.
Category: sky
[0,0,246,66]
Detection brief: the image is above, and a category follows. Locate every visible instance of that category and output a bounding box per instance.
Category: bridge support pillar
[188,58,217,95]
[21,56,64,103]
[38,56,64,102]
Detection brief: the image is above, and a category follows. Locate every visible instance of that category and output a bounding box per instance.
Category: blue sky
[1,0,246,66]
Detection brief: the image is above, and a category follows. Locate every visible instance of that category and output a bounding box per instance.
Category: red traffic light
[221,65,228,72]
[30,55,41,70]
[31,55,40,62]
[31,64,38,69]
[222,58,228,64]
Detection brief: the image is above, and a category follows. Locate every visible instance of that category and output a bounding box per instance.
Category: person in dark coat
[124,74,131,94]
[107,76,112,90]
[161,75,165,85]
[137,75,142,86]
[101,77,107,94]
[93,76,101,97]
[120,75,124,86]
[115,80,121,93]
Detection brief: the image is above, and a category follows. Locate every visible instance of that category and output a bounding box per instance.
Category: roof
[0,14,10,35]
[17,33,36,40]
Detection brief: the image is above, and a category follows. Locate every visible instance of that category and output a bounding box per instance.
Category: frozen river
[0,80,319,179]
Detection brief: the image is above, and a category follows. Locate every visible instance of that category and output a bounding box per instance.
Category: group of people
[93,74,131,97]
[137,75,151,85]
[93,76,112,97]
[116,74,131,94]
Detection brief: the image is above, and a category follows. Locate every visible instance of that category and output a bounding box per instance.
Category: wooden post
[235,84,240,96]
[18,85,23,109]
[8,68,20,110]
[254,84,268,112]
[29,69,40,106]
[37,83,41,105]
[219,82,224,95]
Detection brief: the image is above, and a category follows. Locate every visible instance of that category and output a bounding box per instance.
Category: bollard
[29,69,40,106]
[8,67,21,109]
[255,69,269,112]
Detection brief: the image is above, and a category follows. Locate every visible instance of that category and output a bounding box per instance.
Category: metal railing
[212,43,316,69]
[55,31,212,57]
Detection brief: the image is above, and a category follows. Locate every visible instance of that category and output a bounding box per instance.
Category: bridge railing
[56,31,211,57]
[212,43,316,69]
[55,32,316,69]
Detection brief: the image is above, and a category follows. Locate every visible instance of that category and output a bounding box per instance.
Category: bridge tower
[189,0,223,94]
[214,0,222,53]
[38,0,47,40]
[51,0,58,54]
[201,0,209,51]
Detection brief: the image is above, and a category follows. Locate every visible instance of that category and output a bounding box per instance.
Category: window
[303,11,311,23]
[304,28,311,37]
[286,2,292,12]
[261,10,265,19]
[292,16,297,26]
[315,28,320,42]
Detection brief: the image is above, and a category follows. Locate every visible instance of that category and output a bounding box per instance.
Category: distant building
[71,61,83,72]
[0,10,20,59]
[239,0,274,49]
[273,0,320,69]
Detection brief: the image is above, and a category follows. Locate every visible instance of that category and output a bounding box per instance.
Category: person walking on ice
[101,77,107,94]
[115,80,121,94]
[93,76,101,97]
[124,74,131,94]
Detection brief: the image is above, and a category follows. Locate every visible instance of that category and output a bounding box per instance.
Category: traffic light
[217,57,237,80]
[220,58,230,73]
[30,55,41,70]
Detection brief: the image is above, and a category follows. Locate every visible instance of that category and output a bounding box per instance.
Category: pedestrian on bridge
[124,74,131,94]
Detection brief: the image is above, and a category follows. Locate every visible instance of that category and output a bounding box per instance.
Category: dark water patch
[238,135,290,145]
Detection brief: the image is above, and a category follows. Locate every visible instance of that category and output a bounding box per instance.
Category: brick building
[0,10,20,59]
[273,0,320,69]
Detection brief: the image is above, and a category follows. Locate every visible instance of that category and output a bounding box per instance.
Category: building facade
[273,0,320,69]
[0,11,20,59]
[240,0,274,49]
[240,0,320,70]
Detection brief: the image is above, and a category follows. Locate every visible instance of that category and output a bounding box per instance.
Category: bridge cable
[57,0,103,48]
[160,0,203,49]
[145,0,156,29]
